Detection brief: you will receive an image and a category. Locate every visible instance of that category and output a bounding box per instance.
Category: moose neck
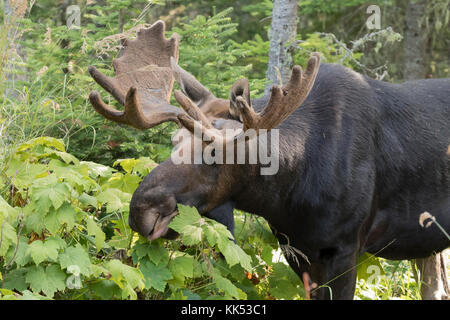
[229,120,311,228]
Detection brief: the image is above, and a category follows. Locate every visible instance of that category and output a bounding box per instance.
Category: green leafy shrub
[0,137,307,300]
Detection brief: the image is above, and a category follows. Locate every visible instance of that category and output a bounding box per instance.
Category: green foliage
[1,0,176,166]
[172,8,266,98]
[2,1,447,301]
[0,137,306,300]
[355,253,421,300]
[0,137,148,299]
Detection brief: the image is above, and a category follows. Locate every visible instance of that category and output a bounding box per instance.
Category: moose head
[88,20,320,242]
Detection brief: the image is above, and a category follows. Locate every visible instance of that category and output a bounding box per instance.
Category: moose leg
[286,248,358,300]
[274,228,359,300]
[312,250,358,300]
[205,201,235,236]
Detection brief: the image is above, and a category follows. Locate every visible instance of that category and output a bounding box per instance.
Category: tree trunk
[416,252,450,300]
[265,0,298,94]
[403,0,427,80]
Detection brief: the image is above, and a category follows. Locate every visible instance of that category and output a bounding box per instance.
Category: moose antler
[88,20,183,129]
[177,52,321,142]
[235,52,321,131]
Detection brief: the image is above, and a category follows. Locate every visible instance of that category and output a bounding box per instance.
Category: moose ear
[229,78,251,121]
[170,57,213,107]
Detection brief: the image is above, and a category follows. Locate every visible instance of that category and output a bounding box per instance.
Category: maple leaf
[45,203,76,234]
[59,244,93,277]
[168,256,194,282]
[31,180,70,213]
[26,264,66,298]
[139,260,173,292]
[26,237,65,265]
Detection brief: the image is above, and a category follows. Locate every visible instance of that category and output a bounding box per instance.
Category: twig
[4,213,24,272]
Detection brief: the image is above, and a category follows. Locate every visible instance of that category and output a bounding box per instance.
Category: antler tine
[89,66,126,105]
[174,90,213,129]
[89,87,182,129]
[237,52,321,131]
[175,90,230,144]
[177,113,224,145]
[89,90,128,125]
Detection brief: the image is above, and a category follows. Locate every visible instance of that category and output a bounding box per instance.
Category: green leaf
[140,260,173,292]
[89,280,122,300]
[104,173,141,194]
[132,157,157,176]
[53,150,79,165]
[261,245,273,264]
[168,255,194,282]
[26,237,63,265]
[24,205,47,234]
[86,216,105,251]
[26,264,66,298]
[181,225,203,246]
[213,270,243,299]
[81,161,114,178]
[51,165,86,188]
[218,241,252,272]
[169,204,202,233]
[17,137,65,152]
[103,259,144,291]
[31,180,70,212]
[269,278,300,299]
[168,289,188,300]
[0,195,18,224]
[2,268,28,292]
[268,262,304,299]
[91,264,109,278]
[26,240,50,265]
[0,222,17,256]
[203,223,233,246]
[132,240,169,265]
[18,290,52,300]
[113,158,137,173]
[96,188,130,212]
[45,203,77,234]
[78,193,98,208]
[5,159,47,189]
[59,244,92,276]
[181,289,202,300]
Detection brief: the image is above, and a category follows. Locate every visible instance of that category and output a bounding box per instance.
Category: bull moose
[88,21,450,299]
